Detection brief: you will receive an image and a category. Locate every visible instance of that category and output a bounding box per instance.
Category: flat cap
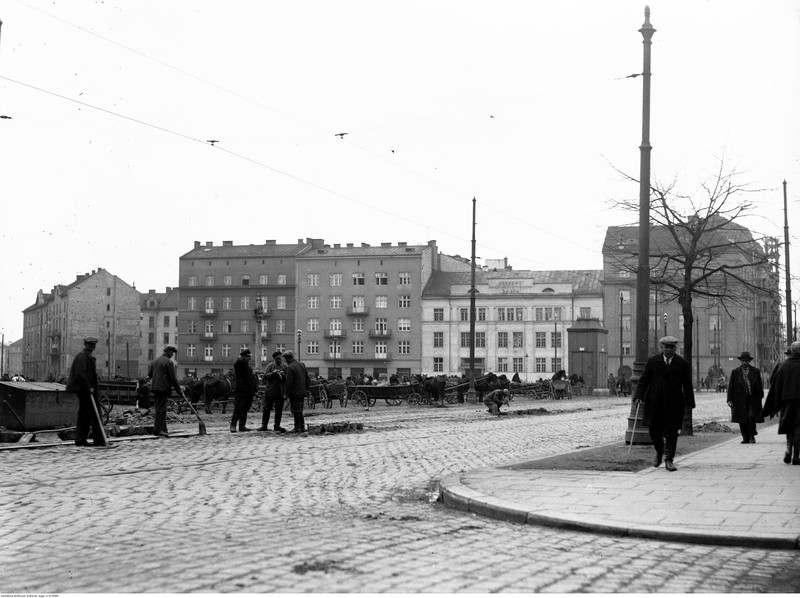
[163,345,178,353]
[659,335,679,345]
[84,337,99,344]
[272,350,283,358]
[240,348,252,356]
[282,350,294,358]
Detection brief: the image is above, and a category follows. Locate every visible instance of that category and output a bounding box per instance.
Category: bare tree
[610,161,779,434]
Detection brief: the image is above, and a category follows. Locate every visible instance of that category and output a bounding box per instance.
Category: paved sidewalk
[440,428,800,549]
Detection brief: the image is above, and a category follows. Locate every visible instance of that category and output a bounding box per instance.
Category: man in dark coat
[66,337,113,448]
[148,345,185,438]
[230,348,257,432]
[257,350,287,433]
[634,335,695,472]
[283,350,310,433]
[762,341,800,464]
[726,351,764,443]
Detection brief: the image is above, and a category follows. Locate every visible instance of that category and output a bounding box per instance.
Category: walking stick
[182,393,207,435]
[628,399,642,455]
[88,391,112,447]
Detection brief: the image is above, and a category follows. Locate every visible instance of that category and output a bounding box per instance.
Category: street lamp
[619,292,624,373]
[296,329,302,360]
[663,312,668,337]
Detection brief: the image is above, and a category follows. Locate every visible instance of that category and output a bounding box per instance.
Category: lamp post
[663,312,668,337]
[296,329,302,360]
[619,292,624,373]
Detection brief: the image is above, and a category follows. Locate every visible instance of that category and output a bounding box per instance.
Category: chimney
[298,239,303,244]
[194,241,201,249]
[206,241,213,247]
[222,241,233,246]
[333,244,341,248]
[347,243,354,248]
[265,240,276,245]
[398,242,407,247]
[149,289,156,294]
[381,242,391,247]
[361,243,370,247]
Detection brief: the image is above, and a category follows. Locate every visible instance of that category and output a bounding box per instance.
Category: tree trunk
[679,293,694,436]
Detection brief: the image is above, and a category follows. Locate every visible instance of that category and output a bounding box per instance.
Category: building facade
[21,268,141,381]
[6,338,24,378]
[139,287,179,377]
[421,268,603,379]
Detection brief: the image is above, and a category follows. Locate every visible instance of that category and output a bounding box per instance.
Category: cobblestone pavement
[1,392,799,593]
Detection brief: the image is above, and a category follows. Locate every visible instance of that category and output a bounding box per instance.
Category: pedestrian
[483,388,511,414]
[761,341,800,464]
[726,351,764,444]
[633,335,695,472]
[136,377,151,413]
[282,350,311,433]
[147,345,185,438]
[608,373,617,396]
[257,350,287,433]
[66,337,114,448]
[230,348,258,432]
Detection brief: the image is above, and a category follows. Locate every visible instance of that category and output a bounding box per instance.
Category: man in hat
[148,345,185,438]
[727,351,764,443]
[257,350,287,433]
[762,341,800,464]
[483,388,511,414]
[67,337,113,447]
[634,335,695,472]
[282,350,311,433]
[230,348,258,432]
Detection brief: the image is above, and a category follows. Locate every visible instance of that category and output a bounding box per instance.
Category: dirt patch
[507,423,737,473]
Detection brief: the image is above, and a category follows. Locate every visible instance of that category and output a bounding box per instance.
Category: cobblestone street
[1,393,798,593]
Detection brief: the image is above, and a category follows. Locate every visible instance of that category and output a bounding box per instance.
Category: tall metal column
[467,197,478,403]
[784,181,793,343]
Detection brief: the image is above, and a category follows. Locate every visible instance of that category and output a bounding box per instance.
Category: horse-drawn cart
[550,379,572,400]
[306,383,332,409]
[348,384,423,407]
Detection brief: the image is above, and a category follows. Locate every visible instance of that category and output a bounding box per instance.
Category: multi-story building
[139,287,179,377]
[295,240,469,380]
[421,266,603,379]
[21,268,141,381]
[5,338,24,378]
[177,239,317,378]
[602,221,782,383]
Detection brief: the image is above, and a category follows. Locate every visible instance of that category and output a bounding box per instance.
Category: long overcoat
[726,364,764,424]
[761,355,800,434]
[634,353,695,432]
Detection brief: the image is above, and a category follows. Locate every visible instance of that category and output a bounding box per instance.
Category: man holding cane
[67,337,115,448]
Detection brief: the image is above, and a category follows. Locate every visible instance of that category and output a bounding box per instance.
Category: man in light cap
[67,337,113,447]
[634,335,695,472]
[230,348,258,432]
[761,340,800,464]
[257,350,287,432]
[148,345,185,438]
[727,351,764,443]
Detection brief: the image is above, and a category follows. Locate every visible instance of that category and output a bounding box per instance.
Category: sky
[1,0,799,343]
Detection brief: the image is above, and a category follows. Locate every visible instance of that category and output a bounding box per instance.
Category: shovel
[3,400,36,443]
[88,391,113,448]
[628,400,642,455]
[182,393,207,435]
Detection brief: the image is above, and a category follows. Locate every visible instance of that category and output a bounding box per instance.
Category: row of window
[432,331,561,348]
[186,296,288,310]
[183,341,407,360]
[186,320,288,334]
[307,318,410,332]
[431,357,563,373]
[308,272,412,286]
[307,295,412,309]
[437,306,578,321]
[187,274,288,287]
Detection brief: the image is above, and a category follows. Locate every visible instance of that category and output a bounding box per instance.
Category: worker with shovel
[66,337,115,448]
[148,345,186,438]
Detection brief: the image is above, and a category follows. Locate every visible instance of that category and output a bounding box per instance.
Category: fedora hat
[737,351,753,361]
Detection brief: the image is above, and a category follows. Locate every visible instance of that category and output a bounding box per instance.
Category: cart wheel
[98,395,112,424]
[384,396,402,406]
[306,392,316,410]
[352,390,367,406]
[407,392,421,405]
[444,390,457,404]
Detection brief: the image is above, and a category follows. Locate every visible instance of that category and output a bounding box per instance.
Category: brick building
[139,287,179,377]
[21,268,141,381]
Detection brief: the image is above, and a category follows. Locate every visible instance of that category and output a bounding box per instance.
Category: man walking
[148,345,185,438]
[634,335,695,472]
[230,348,257,432]
[727,351,764,443]
[257,350,287,433]
[282,350,310,433]
[762,341,800,464]
[66,337,114,448]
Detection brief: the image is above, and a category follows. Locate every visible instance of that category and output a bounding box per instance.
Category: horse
[196,373,236,414]
[474,372,509,402]
[420,374,447,405]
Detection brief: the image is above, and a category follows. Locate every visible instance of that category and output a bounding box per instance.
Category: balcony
[333,352,393,362]
[260,331,272,341]
[201,308,218,317]
[368,329,392,339]
[202,332,217,340]
[346,306,370,316]
[324,329,347,339]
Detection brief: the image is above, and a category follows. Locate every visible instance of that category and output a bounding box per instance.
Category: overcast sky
[1,0,798,342]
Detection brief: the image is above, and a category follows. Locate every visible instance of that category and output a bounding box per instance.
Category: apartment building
[421,267,603,379]
[139,287,179,377]
[21,268,141,381]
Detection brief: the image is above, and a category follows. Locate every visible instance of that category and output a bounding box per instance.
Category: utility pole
[626,6,655,446]
[783,180,793,344]
[619,292,624,373]
[554,319,558,372]
[467,197,478,403]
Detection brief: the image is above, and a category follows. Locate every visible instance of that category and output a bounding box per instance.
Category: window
[579,307,592,319]
[352,318,364,332]
[240,320,248,333]
[148,316,155,329]
[242,275,250,286]
[241,296,250,310]
[308,296,319,309]
[307,341,319,355]
[261,347,269,362]
[460,332,471,348]
[623,343,631,356]
[710,342,720,355]
[205,297,214,312]
[433,308,444,321]
[535,332,546,348]
[551,358,562,372]
[204,346,213,361]
[552,332,561,348]
[187,297,197,310]
[535,307,563,321]
[163,315,170,327]
[375,342,388,358]
[398,295,411,308]
[188,276,197,287]
[352,272,364,286]
[536,358,547,373]
[475,332,486,348]
[259,274,268,285]
[222,344,231,358]
[478,308,487,321]
[277,274,287,285]
[709,315,721,331]
[375,318,388,333]
[620,290,631,303]
[187,321,197,334]
[375,272,388,285]
[330,296,342,309]
[619,269,631,278]
[398,341,410,355]
[277,296,286,309]
[148,332,155,344]
[498,332,509,348]
[513,332,524,348]
[308,273,319,286]
[498,307,524,321]
[330,273,342,286]
[222,320,232,333]
[163,333,169,344]
[398,272,411,285]
[275,320,286,333]
[622,316,631,331]
[186,344,195,357]
[223,275,232,286]
[497,357,508,372]
[307,318,319,332]
[205,275,215,286]
[352,341,364,355]
[433,357,444,373]
[397,318,411,332]
[352,296,365,310]
[459,308,469,321]
[329,319,342,334]
[223,297,232,310]
[375,296,388,309]
[512,357,523,372]
[433,331,444,348]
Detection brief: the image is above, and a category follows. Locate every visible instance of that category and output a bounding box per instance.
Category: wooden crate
[0,381,78,431]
